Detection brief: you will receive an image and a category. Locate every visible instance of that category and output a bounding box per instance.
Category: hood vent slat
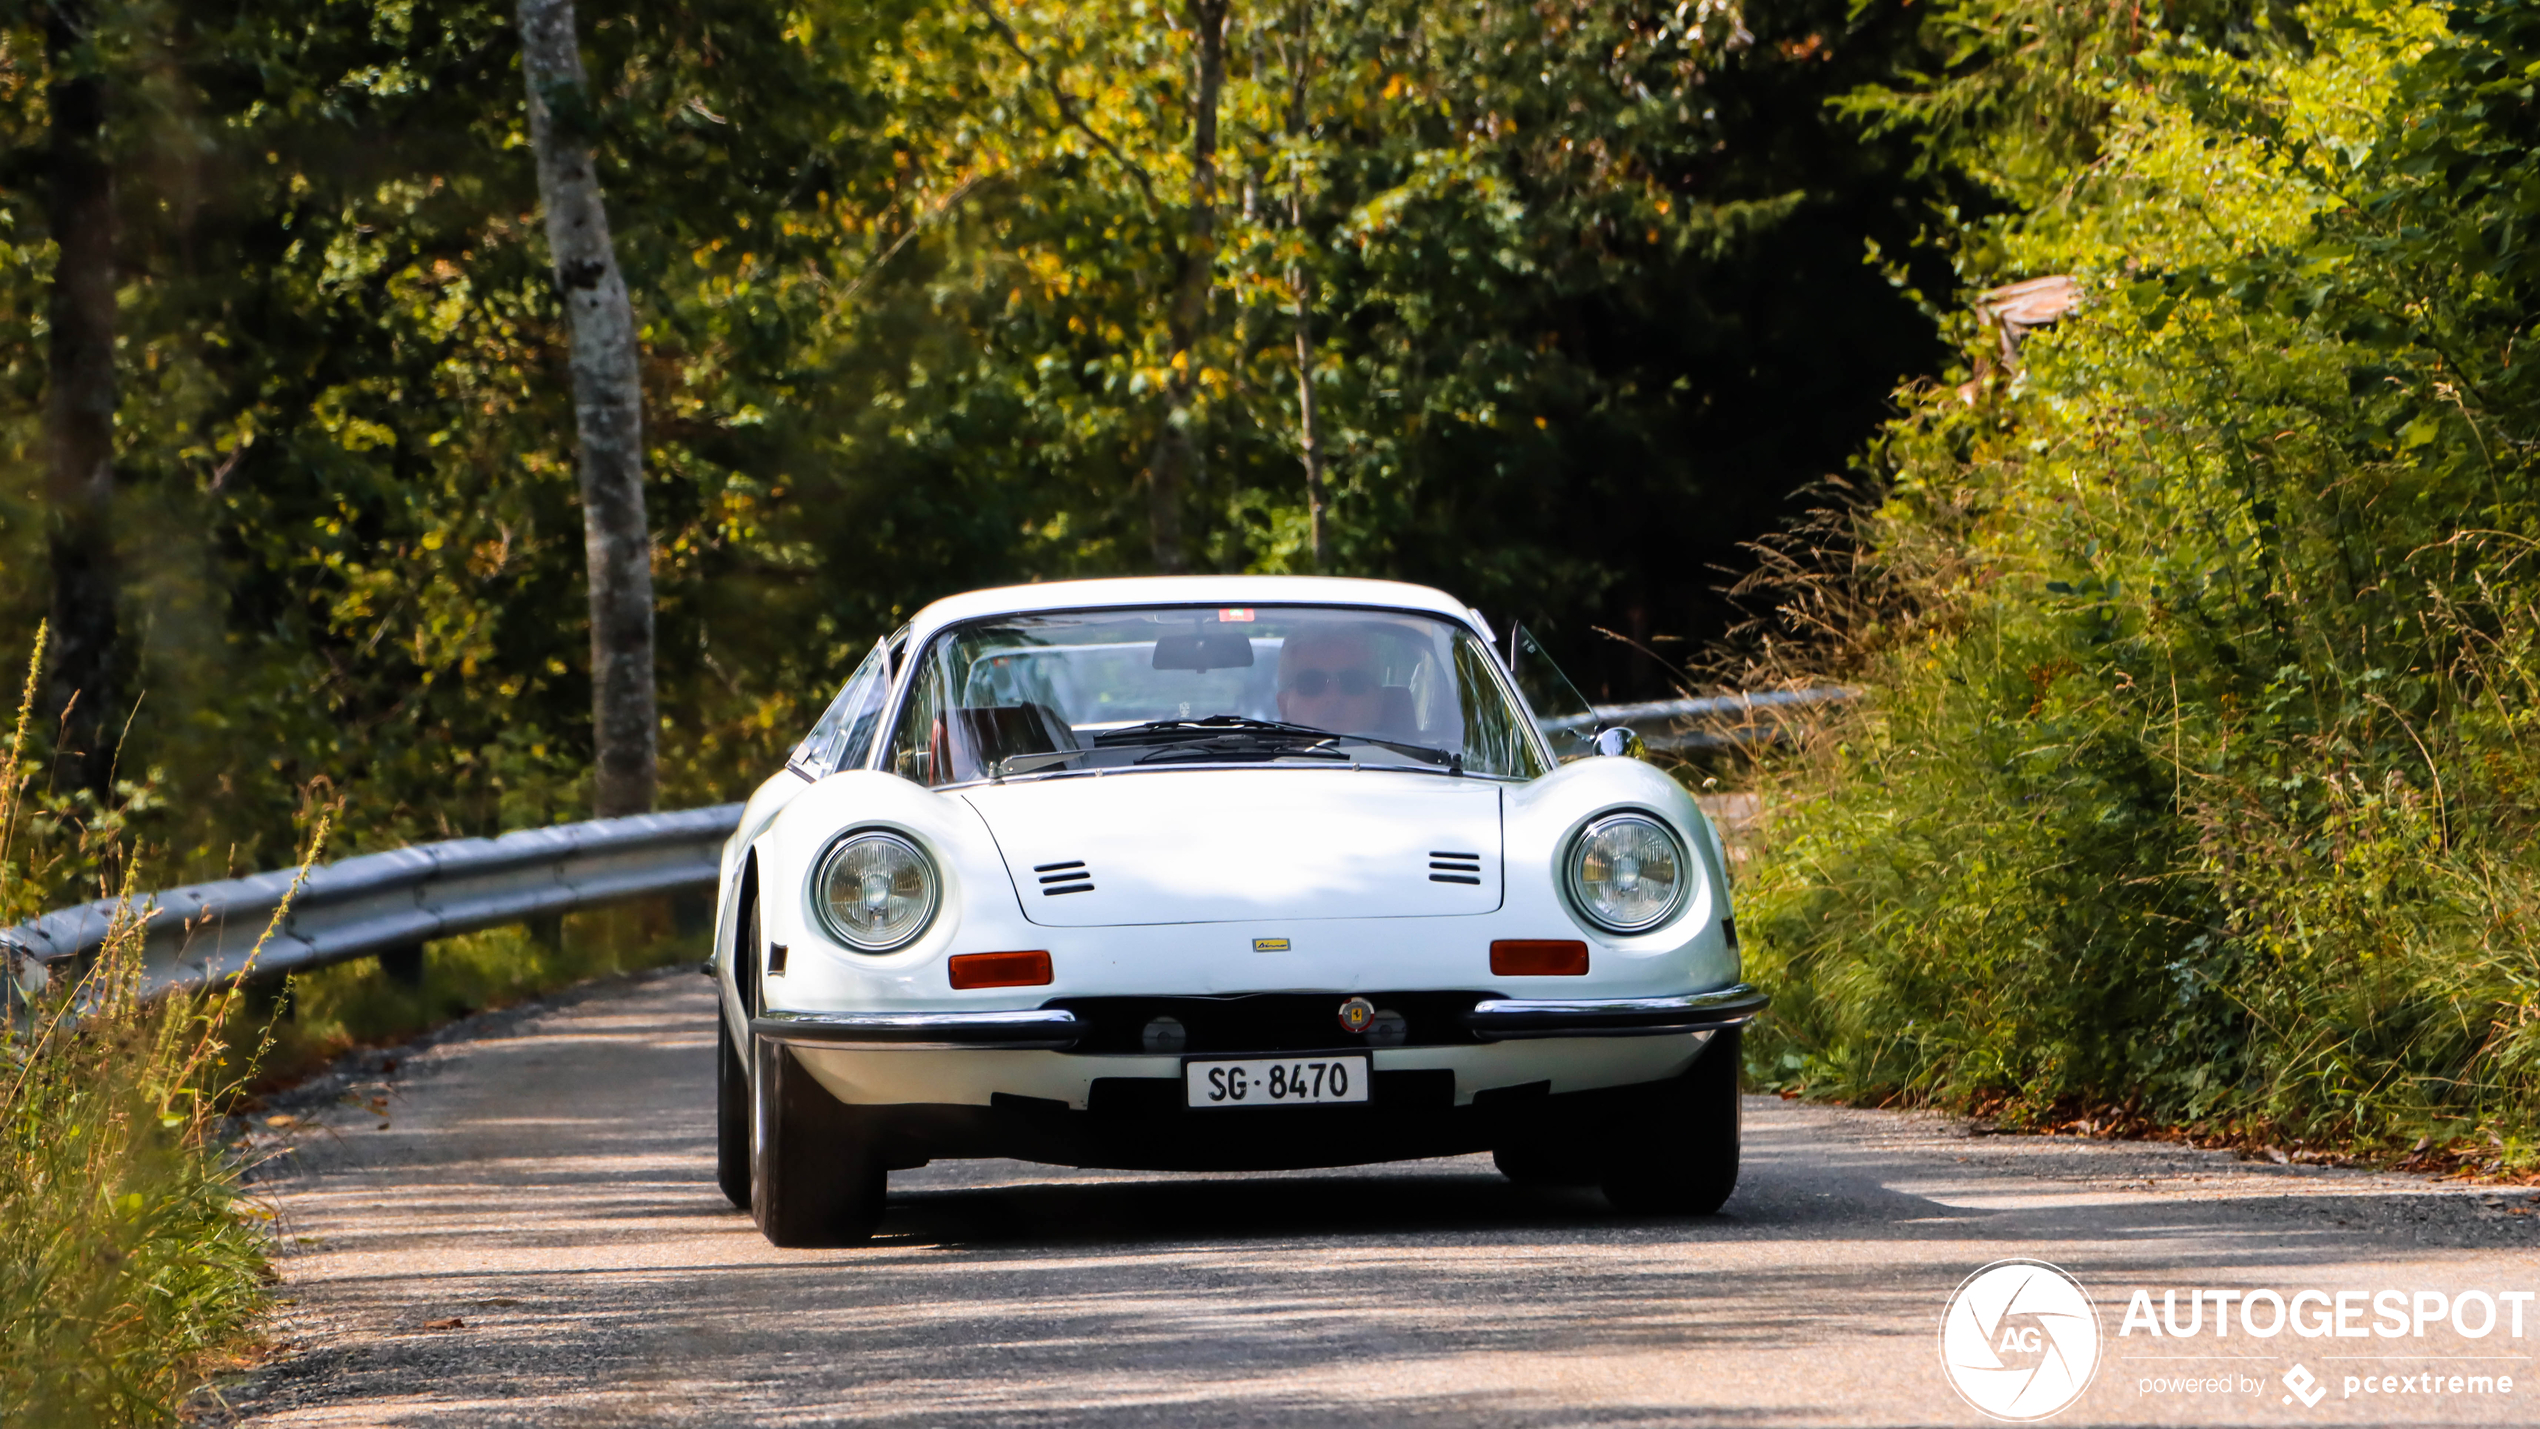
[1428,849,1483,886]
[1035,859,1095,895]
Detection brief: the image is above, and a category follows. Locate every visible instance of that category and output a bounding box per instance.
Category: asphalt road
[223,969,2540,1427]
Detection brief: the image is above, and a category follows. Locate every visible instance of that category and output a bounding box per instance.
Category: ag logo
[1939,1259,2101,1421]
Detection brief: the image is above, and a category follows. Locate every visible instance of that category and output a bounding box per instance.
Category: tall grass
[3,633,277,1425]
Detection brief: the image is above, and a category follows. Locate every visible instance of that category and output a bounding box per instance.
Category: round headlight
[812,831,940,951]
[1563,812,1688,933]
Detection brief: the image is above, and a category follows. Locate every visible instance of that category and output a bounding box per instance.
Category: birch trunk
[517,0,658,816]
[1290,267,1325,570]
[44,0,121,795]
[1283,12,1325,570]
[1142,0,1230,574]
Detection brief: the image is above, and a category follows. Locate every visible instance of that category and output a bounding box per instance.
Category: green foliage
[1,0,1946,879]
[1741,0,2540,1163]
[3,640,271,1425]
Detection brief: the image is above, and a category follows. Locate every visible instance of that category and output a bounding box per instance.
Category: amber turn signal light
[1490,940,1590,976]
[948,950,1053,990]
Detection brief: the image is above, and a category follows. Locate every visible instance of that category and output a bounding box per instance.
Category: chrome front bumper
[751,1008,1084,1051]
[1461,983,1770,1041]
[751,983,1766,1054]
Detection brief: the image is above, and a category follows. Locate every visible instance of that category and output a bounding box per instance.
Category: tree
[1273,0,1325,567]
[40,0,118,796]
[1143,0,1228,574]
[0,0,1951,876]
[516,0,657,816]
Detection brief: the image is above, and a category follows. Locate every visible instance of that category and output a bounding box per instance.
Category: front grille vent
[1035,859,1095,896]
[1428,850,1482,886]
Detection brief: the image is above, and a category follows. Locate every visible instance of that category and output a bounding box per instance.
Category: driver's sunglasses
[1287,667,1377,697]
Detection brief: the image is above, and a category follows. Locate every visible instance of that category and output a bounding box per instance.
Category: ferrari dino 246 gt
[710,576,1766,1245]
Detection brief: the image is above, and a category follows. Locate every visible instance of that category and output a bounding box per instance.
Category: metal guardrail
[1560,687,1859,752]
[2,804,742,1002]
[0,687,1857,1005]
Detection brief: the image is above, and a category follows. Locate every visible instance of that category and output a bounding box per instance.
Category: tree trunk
[1290,275,1325,570]
[43,0,121,797]
[516,0,658,817]
[1283,11,1325,571]
[1142,0,1230,574]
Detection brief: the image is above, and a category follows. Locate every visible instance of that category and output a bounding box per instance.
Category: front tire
[716,1009,751,1210]
[750,1034,886,1247]
[1492,1140,1599,1187]
[1600,1026,1742,1215]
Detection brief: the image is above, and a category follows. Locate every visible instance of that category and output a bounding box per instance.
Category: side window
[790,629,902,778]
[1509,624,1601,762]
[1454,638,1550,779]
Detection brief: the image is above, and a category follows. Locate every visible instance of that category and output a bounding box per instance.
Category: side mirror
[1591,726,1647,760]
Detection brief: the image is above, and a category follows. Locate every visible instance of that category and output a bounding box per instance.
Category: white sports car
[711,576,1766,1245]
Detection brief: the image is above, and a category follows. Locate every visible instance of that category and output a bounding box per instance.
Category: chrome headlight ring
[1562,811,1690,934]
[811,829,941,952]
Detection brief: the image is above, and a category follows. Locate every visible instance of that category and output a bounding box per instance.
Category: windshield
[883,605,1548,786]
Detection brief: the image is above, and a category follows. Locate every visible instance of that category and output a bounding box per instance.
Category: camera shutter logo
[1939,1259,2102,1421]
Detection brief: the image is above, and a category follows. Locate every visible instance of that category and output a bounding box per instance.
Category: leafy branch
[968,0,1158,209]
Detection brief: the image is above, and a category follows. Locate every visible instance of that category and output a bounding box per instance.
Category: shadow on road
[230,969,2537,1429]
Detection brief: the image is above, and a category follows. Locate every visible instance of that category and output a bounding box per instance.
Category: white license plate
[1184,1055,1370,1109]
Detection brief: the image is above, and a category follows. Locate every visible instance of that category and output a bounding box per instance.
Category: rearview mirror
[1151,631,1256,672]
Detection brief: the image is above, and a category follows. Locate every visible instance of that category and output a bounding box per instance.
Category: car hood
[960,769,1504,927]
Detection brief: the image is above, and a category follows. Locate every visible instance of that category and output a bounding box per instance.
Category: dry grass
[3,633,280,1426]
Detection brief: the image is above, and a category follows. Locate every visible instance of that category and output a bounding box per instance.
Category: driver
[1276,623,1392,736]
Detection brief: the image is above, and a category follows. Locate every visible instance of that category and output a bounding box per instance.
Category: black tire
[750,1034,886,1247]
[1492,1140,1600,1187]
[1600,1026,1742,1215]
[715,1008,751,1210]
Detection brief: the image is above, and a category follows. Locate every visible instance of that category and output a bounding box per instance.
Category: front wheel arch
[733,855,763,1020]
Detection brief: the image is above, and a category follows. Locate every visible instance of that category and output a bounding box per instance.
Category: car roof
[904,576,1485,643]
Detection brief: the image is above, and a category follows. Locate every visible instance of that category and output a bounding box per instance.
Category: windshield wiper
[1093,715,1333,745]
[1132,736,1352,766]
[1098,715,1461,772]
[985,717,1326,779]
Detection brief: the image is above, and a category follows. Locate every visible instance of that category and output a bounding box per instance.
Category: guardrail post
[243,972,296,1025]
[380,944,425,988]
[673,889,713,939]
[3,939,41,1022]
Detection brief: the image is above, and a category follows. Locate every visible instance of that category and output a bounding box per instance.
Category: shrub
[1736,0,2540,1166]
